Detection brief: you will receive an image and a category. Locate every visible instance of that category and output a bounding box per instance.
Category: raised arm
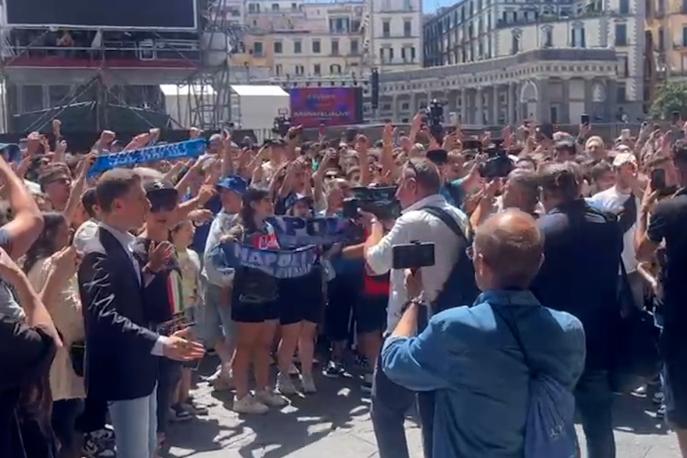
[0,156,43,259]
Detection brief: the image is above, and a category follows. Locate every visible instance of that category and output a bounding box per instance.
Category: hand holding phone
[392,242,435,270]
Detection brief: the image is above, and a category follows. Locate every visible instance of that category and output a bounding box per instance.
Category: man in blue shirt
[381,209,586,458]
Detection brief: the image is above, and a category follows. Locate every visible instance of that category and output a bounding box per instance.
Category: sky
[423,0,459,13]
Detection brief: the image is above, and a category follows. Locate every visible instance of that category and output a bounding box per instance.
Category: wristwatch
[401,298,427,314]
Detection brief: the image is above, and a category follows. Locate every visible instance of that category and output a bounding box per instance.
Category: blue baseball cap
[216,175,248,195]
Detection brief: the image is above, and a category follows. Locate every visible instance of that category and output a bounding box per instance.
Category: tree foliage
[650,82,687,119]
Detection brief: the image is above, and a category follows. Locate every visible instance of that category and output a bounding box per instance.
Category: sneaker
[323,361,345,378]
[361,372,373,393]
[288,363,300,376]
[256,389,289,407]
[653,391,665,405]
[277,372,298,395]
[82,429,116,458]
[657,404,667,419]
[233,394,269,414]
[181,399,209,416]
[170,404,193,422]
[301,374,317,394]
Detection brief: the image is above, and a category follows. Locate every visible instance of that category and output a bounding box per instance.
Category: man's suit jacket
[78,227,159,401]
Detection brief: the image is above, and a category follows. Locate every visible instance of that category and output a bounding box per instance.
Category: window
[617,83,627,102]
[314,64,321,75]
[404,20,412,37]
[620,55,629,76]
[275,64,283,76]
[351,39,359,55]
[615,24,627,46]
[572,25,586,48]
[619,0,630,13]
[291,2,297,10]
[253,41,263,56]
[274,42,282,53]
[294,40,302,53]
[404,0,412,10]
[271,3,279,11]
[331,39,339,55]
[295,64,304,75]
[511,31,520,55]
[248,3,260,13]
[683,26,687,47]
[330,64,342,74]
[542,26,553,47]
[313,39,321,53]
[383,21,391,37]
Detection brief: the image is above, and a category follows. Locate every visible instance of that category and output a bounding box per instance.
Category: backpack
[491,305,579,458]
[423,207,480,312]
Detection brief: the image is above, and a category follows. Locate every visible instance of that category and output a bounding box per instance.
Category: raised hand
[146,241,174,273]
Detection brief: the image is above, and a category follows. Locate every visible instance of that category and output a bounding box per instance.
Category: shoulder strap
[491,305,533,373]
[422,207,467,242]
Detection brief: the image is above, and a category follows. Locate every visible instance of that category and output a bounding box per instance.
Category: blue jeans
[371,350,434,458]
[574,370,616,458]
[108,387,157,458]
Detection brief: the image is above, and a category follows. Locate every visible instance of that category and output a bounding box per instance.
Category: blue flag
[88,138,207,176]
[267,216,354,248]
[212,242,318,279]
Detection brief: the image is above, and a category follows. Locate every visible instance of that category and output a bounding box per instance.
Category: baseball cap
[612,152,637,168]
[554,138,576,150]
[145,180,179,212]
[39,165,71,188]
[285,193,313,210]
[216,175,248,195]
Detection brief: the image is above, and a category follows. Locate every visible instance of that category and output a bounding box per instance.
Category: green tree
[650,82,687,119]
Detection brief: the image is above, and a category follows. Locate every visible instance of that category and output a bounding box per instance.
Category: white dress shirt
[365,194,468,332]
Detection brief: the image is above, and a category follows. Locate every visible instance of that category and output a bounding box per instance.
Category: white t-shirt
[589,186,639,273]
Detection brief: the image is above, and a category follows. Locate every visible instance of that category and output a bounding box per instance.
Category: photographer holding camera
[362,158,468,458]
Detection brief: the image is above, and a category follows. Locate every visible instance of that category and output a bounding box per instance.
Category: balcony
[4,40,200,85]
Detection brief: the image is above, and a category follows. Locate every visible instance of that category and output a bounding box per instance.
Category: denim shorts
[197,280,234,345]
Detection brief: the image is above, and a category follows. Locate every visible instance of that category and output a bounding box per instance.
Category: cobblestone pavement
[165,363,681,458]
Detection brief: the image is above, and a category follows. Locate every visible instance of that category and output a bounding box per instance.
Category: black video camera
[343,186,401,220]
[273,115,292,138]
[425,99,444,142]
[479,139,514,179]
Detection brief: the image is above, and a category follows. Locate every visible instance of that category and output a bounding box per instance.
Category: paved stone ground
[166,361,681,458]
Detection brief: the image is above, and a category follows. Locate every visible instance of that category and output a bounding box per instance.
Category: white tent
[230,85,290,133]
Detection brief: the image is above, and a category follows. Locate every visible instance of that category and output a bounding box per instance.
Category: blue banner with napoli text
[214,243,318,279]
[88,139,207,176]
[267,215,355,248]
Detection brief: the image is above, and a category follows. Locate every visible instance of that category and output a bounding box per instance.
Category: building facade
[422,0,645,122]
[377,48,620,125]
[645,0,687,102]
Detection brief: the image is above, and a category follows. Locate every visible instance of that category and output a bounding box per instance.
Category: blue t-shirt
[191,195,222,254]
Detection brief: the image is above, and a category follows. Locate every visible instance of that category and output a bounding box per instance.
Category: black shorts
[279,273,324,325]
[326,274,361,341]
[231,299,280,323]
[355,294,388,334]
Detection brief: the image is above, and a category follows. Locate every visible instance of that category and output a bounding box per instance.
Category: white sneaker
[301,374,317,394]
[288,363,300,375]
[232,394,269,415]
[276,372,298,395]
[210,366,234,391]
[256,389,289,407]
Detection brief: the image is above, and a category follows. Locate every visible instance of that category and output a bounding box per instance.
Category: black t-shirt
[134,238,181,327]
[648,188,687,330]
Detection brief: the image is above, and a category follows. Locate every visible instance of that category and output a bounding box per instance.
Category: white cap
[612,152,637,168]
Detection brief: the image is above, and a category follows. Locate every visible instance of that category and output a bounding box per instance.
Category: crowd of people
[0,113,686,458]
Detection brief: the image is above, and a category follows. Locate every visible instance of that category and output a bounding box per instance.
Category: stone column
[507,83,515,125]
[461,88,468,124]
[492,85,500,126]
[476,88,483,127]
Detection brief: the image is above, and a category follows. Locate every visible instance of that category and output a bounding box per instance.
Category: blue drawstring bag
[492,305,579,458]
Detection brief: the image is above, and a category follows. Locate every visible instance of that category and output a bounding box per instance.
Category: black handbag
[69,341,86,378]
[609,260,661,393]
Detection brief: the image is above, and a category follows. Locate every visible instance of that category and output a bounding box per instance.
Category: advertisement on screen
[6,0,198,30]
[289,88,363,127]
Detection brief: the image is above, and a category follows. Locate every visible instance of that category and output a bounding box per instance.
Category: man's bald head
[473,209,544,289]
